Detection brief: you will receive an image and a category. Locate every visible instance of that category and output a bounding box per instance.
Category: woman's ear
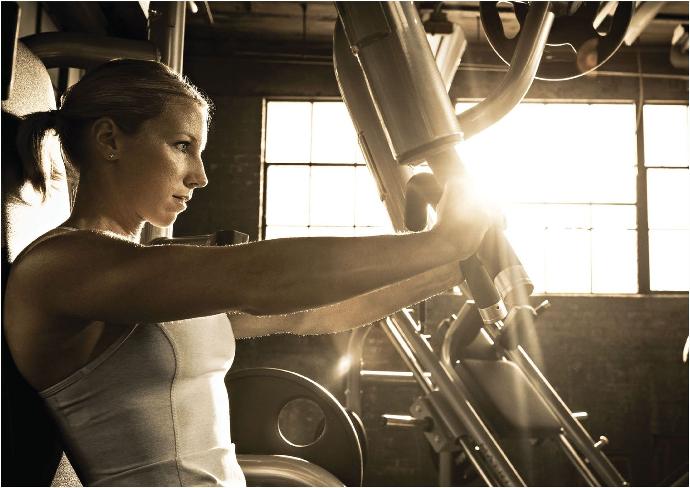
[91,117,120,161]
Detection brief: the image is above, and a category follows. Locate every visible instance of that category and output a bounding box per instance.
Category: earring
[108,154,115,160]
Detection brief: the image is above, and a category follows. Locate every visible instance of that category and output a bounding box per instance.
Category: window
[263,101,392,239]
[643,104,689,292]
[456,102,638,293]
[263,100,688,294]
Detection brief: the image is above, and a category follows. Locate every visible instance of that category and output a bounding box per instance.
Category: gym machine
[334,2,633,486]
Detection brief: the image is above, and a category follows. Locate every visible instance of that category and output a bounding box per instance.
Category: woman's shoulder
[9,226,132,284]
[11,226,81,269]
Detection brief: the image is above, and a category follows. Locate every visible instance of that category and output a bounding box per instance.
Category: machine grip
[459,256,501,310]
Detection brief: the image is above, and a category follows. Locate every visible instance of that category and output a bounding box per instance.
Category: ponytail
[16,110,60,197]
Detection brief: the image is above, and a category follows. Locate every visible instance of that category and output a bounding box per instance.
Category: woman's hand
[430,179,499,261]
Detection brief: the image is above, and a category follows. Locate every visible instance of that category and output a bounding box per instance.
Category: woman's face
[116,99,209,228]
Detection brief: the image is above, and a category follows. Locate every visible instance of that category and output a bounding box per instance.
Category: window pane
[354,225,394,236]
[311,102,364,165]
[266,165,310,226]
[589,165,637,204]
[355,166,391,228]
[309,226,357,237]
[644,105,689,167]
[505,228,546,293]
[504,204,546,232]
[591,230,638,293]
[543,204,590,230]
[647,168,690,230]
[591,205,637,230]
[265,226,310,240]
[309,166,355,226]
[649,230,690,291]
[265,101,312,164]
[544,230,592,293]
[586,104,637,168]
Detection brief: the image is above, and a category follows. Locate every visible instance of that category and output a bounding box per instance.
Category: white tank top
[18,227,246,486]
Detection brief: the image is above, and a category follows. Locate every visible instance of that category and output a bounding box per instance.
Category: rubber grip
[459,255,501,309]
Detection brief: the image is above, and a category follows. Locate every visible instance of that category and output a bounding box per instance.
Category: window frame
[636,100,690,294]
[261,97,689,295]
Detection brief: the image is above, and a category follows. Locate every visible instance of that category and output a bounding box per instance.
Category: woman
[4,59,494,486]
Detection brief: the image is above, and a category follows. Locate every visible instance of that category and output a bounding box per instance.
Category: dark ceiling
[184,1,688,47]
[36,1,690,65]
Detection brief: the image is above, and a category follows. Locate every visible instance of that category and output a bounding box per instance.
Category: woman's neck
[66,175,144,242]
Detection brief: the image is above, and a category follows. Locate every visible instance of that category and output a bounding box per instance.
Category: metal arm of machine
[335,1,536,308]
[20,32,159,68]
[456,2,554,140]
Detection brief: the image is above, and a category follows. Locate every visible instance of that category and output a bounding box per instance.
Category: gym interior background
[9,2,690,486]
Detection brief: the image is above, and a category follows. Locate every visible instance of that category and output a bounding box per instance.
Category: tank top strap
[11,226,79,266]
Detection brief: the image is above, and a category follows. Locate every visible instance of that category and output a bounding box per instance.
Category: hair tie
[28,109,60,129]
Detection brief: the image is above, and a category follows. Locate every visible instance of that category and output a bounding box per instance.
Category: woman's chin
[148,213,178,228]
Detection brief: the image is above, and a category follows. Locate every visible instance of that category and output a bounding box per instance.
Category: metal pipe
[360,370,432,384]
[557,434,601,487]
[439,451,453,487]
[381,320,434,394]
[236,454,345,487]
[388,310,526,486]
[441,301,475,366]
[344,326,372,415]
[333,21,413,231]
[434,22,467,90]
[624,2,667,47]
[382,414,432,430]
[456,2,554,140]
[143,1,186,243]
[20,32,159,68]
[505,346,628,486]
[458,437,498,487]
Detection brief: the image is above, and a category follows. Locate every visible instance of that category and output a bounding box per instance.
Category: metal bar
[439,451,453,487]
[380,320,434,395]
[457,2,554,140]
[557,434,601,487]
[143,1,186,243]
[635,100,651,293]
[20,32,159,68]
[458,437,499,487]
[388,310,526,486]
[344,326,372,414]
[504,346,627,486]
[360,370,432,384]
[624,2,667,46]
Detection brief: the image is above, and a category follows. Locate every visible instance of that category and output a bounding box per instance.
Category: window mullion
[635,102,651,293]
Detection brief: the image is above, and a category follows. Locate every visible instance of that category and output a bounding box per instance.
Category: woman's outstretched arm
[6,183,491,325]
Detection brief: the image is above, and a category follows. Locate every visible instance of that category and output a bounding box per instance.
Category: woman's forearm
[230,261,462,338]
[229,230,456,315]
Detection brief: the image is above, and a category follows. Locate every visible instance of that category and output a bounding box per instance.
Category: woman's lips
[173,196,188,209]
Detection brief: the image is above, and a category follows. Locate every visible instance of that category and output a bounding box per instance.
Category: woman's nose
[185,157,208,189]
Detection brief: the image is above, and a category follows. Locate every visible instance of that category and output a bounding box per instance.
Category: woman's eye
[175,141,191,152]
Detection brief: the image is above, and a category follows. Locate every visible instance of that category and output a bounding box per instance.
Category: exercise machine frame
[335,2,628,486]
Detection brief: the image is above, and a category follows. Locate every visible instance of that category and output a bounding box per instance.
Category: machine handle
[459,256,501,310]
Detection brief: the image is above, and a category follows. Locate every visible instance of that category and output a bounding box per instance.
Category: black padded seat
[2,41,75,487]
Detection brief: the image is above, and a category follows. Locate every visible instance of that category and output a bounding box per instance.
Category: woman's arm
[230,261,462,338]
[6,182,490,325]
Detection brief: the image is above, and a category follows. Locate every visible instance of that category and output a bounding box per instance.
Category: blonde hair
[16,59,212,196]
